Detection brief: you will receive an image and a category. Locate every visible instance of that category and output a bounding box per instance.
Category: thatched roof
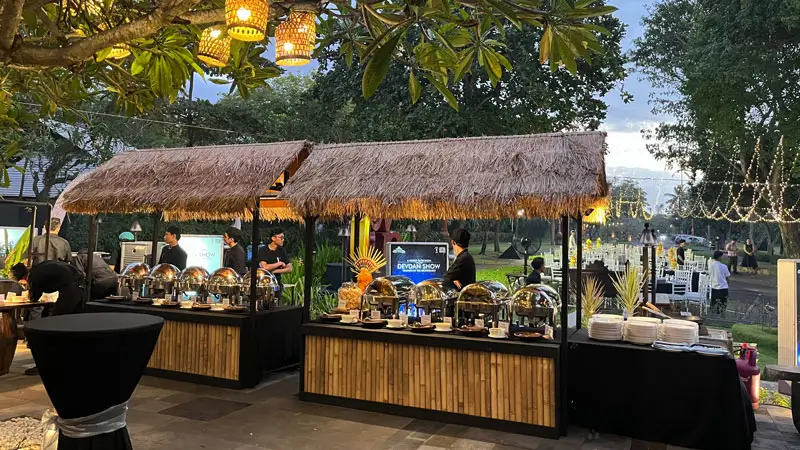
[61,142,311,221]
[280,132,609,220]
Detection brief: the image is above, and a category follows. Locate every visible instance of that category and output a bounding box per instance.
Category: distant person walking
[725,239,738,274]
[740,238,758,274]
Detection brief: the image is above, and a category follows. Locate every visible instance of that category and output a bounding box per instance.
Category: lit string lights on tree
[671,137,800,223]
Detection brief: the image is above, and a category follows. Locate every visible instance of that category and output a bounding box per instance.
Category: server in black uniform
[258,229,293,299]
[443,228,476,291]
[223,227,247,275]
[158,225,187,270]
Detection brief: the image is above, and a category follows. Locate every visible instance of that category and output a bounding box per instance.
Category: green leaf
[360,18,413,62]
[363,4,406,26]
[362,33,402,99]
[539,26,553,64]
[95,47,112,62]
[484,0,523,30]
[409,70,422,104]
[454,48,475,82]
[209,78,231,85]
[563,6,618,19]
[131,59,145,76]
[426,77,459,111]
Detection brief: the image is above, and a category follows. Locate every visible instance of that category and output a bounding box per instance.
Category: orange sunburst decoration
[347,246,387,292]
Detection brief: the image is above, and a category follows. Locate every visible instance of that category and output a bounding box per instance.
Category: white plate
[386,325,407,330]
[488,334,507,339]
[434,328,453,333]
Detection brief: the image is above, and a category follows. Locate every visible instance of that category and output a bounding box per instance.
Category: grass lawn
[477,266,525,284]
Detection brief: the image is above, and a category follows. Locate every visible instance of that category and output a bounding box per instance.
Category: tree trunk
[479,226,488,255]
[778,222,800,258]
[749,222,755,245]
[493,220,501,252]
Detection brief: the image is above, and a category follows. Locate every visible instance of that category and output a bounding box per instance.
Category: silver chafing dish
[409,279,447,320]
[120,263,150,297]
[509,283,561,327]
[177,266,209,299]
[454,283,499,327]
[146,263,180,297]
[362,276,411,318]
[242,268,277,309]
[206,267,242,303]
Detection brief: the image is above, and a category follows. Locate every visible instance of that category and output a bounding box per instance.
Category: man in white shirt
[708,251,731,314]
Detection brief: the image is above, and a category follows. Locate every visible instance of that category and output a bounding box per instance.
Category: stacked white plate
[624,317,661,345]
[588,315,624,341]
[659,319,699,345]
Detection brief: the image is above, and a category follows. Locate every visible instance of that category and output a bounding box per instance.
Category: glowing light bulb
[210,29,221,39]
[283,42,294,52]
[236,7,251,21]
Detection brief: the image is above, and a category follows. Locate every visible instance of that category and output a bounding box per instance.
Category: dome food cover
[509,284,561,326]
[148,263,180,290]
[383,276,414,297]
[179,266,209,286]
[241,268,277,295]
[365,277,397,297]
[122,263,150,279]
[207,267,242,290]
[455,283,497,316]
[478,280,510,299]
[409,280,446,304]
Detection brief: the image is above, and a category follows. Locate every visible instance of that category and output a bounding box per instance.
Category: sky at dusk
[193,1,676,179]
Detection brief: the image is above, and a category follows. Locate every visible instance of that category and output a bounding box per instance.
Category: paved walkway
[1,344,799,450]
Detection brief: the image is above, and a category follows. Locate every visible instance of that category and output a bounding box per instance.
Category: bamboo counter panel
[301,323,560,438]
[86,301,302,389]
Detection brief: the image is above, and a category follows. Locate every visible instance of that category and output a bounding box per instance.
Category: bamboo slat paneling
[304,335,556,427]
[148,320,240,380]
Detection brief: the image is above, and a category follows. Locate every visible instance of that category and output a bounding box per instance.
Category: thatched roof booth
[280,132,609,220]
[61,142,312,221]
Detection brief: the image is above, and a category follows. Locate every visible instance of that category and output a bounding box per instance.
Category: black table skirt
[26,313,163,450]
[568,330,755,450]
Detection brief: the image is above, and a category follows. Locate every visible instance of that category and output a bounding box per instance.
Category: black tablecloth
[26,313,164,450]
[568,330,755,450]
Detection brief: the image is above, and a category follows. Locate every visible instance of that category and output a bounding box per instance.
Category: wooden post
[575,214,583,330]
[86,215,98,304]
[43,204,52,262]
[25,206,37,267]
[559,214,569,436]
[150,212,160,266]
[251,204,261,314]
[642,245,650,305]
[303,216,316,323]
[651,247,657,304]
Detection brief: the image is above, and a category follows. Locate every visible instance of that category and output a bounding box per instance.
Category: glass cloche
[509,284,561,327]
[364,276,407,317]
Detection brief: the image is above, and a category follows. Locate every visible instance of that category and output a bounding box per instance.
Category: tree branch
[0,0,26,50]
[1,0,226,67]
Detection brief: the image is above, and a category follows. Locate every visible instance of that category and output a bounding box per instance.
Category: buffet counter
[568,329,755,450]
[301,322,561,438]
[86,300,302,389]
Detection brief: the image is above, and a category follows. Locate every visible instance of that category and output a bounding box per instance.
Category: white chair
[684,274,711,315]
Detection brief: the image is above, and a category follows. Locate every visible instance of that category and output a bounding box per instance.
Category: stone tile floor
[2,343,799,450]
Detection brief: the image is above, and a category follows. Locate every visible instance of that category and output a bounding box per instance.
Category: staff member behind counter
[443,228,476,291]
[158,225,187,270]
[223,227,247,276]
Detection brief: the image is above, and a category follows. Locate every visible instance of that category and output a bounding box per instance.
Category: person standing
[676,239,687,266]
[741,238,758,274]
[708,251,731,314]
[725,239,739,274]
[258,229,293,298]
[443,228,476,291]
[30,218,72,265]
[223,227,247,276]
[158,225,187,270]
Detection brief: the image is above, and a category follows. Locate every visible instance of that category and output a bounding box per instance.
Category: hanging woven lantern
[225,0,269,42]
[198,28,231,68]
[107,44,131,60]
[275,10,316,66]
